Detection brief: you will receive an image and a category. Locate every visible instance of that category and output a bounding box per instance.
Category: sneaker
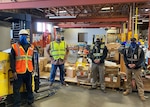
[28,101,34,105]
[140,96,146,101]
[123,90,131,95]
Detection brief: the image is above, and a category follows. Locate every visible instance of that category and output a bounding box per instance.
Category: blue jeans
[50,64,65,84]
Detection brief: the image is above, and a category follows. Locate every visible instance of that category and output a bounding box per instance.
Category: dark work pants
[13,71,34,107]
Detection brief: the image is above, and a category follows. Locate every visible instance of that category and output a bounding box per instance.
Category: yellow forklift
[0,49,57,107]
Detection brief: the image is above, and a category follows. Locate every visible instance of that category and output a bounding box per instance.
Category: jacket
[123,44,144,69]
[90,43,108,64]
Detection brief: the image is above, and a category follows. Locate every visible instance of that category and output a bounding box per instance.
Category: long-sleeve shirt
[89,43,108,64]
[10,43,34,73]
[123,44,144,69]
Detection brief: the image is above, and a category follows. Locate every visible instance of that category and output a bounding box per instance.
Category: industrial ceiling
[0,0,149,28]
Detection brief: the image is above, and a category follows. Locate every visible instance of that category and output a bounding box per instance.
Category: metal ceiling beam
[57,23,121,28]
[49,17,128,22]
[0,0,148,10]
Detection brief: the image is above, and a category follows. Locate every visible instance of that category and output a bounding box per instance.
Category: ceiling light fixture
[49,16,76,19]
[142,19,149,22]
[59,10,67,13]
[101,7,113,11]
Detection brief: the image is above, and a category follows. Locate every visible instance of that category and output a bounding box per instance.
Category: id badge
[134,54,137,59]
[100,49,103,53]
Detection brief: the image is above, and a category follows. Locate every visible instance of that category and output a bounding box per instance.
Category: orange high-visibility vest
[12,43,34,74]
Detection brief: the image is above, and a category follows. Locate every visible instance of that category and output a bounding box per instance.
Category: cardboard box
[39,57,48,72]
[66,67,76,78]
[105,75,120,88]
[44,64,51,72]
[105,65,119,75]
[39,59,44,72]
[106,43,121,61]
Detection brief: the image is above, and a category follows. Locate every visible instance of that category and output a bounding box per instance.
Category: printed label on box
[113,77,117,82]
[105,77,111,82]
[110,51,115,57]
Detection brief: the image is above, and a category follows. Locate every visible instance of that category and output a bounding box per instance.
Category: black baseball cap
[130,38,136,42]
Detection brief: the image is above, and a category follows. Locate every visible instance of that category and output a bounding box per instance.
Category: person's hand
[94,59,100,64]
[128,64,132,68]
[64,57,67,61]
[50,56,53,61]
[131,64,136,68]
[13,72,18,80]
[32,70,38,76]
[128,64,136,68]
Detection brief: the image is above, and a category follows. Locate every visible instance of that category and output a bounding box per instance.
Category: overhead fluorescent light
[54,26,59,28]
[145,9,150,12]
[59,10,67,13]
[49,16,76,19]
[142,19,149,22]
[101,7,113,11]
[137,22,143,24]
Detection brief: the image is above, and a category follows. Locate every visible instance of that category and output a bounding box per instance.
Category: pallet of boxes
[75,56,91,85]
[104,61,120,89]
[65,54,91,85]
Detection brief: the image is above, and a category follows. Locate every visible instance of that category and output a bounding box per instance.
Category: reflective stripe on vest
[126,47,142,62]
[12,43,34,74]
[50,41,66,60]
[93,44,105,57]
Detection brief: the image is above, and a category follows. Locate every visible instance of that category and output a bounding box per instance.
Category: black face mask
[56,38,61,42]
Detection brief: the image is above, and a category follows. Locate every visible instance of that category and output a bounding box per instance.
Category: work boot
[89,86,97,90]
[140,96,146,101]
[49,82,53,88]
[123,90,130,95]
[61,82,69,86]
[101,89,106,93]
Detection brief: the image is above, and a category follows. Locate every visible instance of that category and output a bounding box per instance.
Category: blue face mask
[19,35,28,45]
[131,42,136,48]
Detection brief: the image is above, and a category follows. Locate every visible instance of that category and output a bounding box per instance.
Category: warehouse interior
[0,0,150,107]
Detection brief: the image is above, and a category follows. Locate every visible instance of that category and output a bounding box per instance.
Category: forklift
[0,49,58,107]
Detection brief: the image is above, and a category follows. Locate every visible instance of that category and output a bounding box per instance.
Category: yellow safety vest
[50,41,66,60]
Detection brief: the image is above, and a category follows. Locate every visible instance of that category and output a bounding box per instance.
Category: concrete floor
[31,84,150,107]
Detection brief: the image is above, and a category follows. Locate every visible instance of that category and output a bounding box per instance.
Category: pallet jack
[0,49,59,107]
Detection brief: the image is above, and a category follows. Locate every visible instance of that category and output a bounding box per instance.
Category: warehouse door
[78,33,88,42]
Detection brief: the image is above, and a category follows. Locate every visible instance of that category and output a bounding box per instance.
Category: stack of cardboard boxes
[106,43,121,62]
[39,57,48,73]
[104,65,120,88]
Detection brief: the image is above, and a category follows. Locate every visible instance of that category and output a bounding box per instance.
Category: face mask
[56,38,61,42]
[95,41,100,46]
[131,42,136,48]
[19,35,28,45]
